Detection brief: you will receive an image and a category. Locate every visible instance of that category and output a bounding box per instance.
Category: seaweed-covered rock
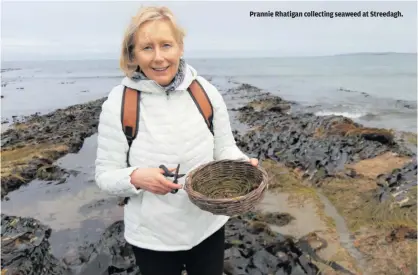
[1,97,106,198]
[1,97,105,150]
[234,96,414,184]
[68,217,321,275]
[1,214,69,275]
[224,217,320,275]
[65,221,139,275]
[376,157,417,208]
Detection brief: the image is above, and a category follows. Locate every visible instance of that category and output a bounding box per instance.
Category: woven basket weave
[184,159,269,216]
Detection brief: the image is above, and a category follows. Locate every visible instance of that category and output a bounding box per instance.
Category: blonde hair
[119,6,186,77]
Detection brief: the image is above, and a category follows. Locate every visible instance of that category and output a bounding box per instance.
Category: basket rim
[184,159,269,202]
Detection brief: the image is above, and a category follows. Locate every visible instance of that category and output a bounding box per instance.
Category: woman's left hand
[249,158,259,166]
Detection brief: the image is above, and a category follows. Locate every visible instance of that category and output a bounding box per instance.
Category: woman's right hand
[130,167,182,195]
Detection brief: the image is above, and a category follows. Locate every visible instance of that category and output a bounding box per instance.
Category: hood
[121,63,198,94]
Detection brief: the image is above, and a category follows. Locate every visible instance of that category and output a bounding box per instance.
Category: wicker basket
[184,159,269,216]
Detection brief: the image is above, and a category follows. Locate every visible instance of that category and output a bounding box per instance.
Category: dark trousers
[132,226,225,275]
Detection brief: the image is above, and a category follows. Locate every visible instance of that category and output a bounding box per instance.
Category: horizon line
[1,51,416,63]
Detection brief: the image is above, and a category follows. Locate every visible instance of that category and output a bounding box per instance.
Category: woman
[95,5,258,275]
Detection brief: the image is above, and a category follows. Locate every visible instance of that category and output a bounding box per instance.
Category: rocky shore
[231,85,417,275]
[1,98,105,199]
[3,212,330,275]
[233,88,416,206]
[1,83,417,275]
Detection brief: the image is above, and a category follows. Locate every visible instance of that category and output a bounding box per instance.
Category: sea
[1,53,417,133]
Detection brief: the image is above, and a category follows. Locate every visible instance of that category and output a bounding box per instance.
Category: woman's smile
[152,66,169,72]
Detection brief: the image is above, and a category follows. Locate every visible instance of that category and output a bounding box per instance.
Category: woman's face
[134,19,183,86]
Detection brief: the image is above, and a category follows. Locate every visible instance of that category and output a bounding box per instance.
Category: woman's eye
[143,46,152,50]
[163,44,171,48]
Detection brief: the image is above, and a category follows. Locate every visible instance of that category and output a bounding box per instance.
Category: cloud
[2,38,61,47]
[1,1,416,60]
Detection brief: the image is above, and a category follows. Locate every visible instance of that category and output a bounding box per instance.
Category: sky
[1,1,417,61]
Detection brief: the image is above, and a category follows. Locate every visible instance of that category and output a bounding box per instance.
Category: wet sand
[256,190,362,274]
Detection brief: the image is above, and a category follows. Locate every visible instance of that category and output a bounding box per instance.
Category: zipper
[166,87,176,99]
[150,80,175,99]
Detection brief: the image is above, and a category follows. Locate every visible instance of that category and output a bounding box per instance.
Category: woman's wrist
[130,168,141,189]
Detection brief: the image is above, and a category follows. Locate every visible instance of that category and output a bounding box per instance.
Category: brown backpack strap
[120,86,141,206]
[121,86,141,149]
[188,79,214,135]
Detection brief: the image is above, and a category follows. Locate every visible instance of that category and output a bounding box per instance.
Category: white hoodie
[95,63,249,251]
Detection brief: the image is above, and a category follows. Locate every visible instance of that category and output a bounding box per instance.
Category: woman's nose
[153,48,164,62]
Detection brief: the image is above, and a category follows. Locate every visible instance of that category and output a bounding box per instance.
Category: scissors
[159,164,185,194]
